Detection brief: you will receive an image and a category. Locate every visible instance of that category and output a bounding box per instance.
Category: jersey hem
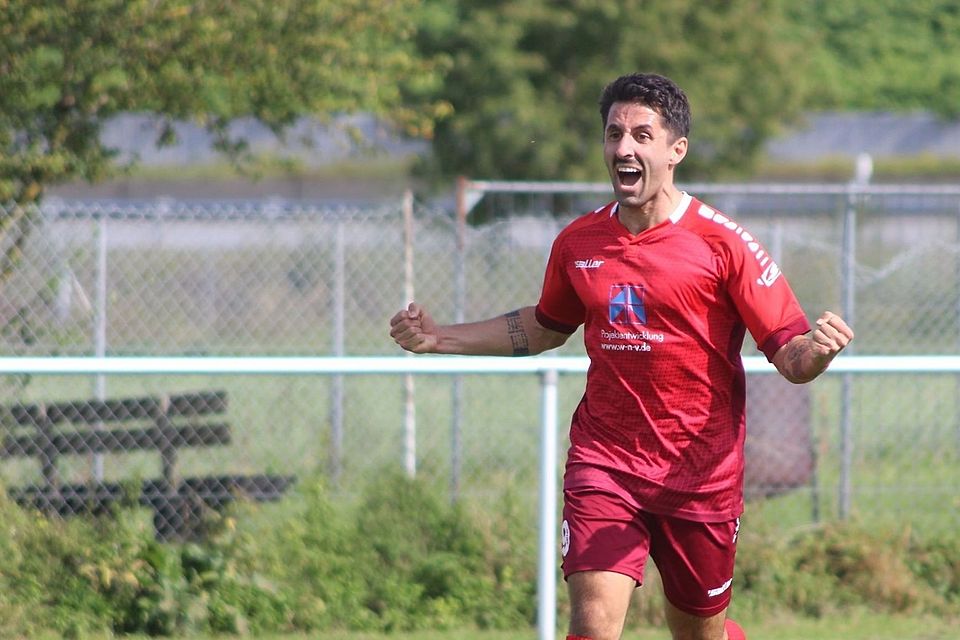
[563,463,744,523]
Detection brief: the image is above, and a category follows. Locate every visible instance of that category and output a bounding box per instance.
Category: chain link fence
[1,184,959,538]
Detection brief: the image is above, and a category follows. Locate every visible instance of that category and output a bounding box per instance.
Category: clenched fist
[389,302,439,354]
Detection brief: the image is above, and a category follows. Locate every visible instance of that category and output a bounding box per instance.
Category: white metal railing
[4,354,960,374]
[2,354,959,640]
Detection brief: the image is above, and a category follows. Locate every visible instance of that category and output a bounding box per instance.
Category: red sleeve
[719,226,811,361]
[758,316,812,361]
[534,230,583,335]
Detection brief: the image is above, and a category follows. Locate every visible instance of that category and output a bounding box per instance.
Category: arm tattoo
[780,337,826,382]
[505,309,530,356]
[783,340,807,372]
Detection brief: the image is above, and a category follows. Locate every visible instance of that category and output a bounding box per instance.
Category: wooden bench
[0,390,295,541]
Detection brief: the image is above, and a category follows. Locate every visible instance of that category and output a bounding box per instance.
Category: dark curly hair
[598,73,691,140]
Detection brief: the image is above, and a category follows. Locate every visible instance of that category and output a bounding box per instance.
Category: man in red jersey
[389,73,853,640]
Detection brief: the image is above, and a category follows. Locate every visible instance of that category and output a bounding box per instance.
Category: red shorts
[561,486,741,617]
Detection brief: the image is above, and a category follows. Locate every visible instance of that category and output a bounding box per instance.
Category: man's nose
[615,141,635,161]
[613,136,636,160]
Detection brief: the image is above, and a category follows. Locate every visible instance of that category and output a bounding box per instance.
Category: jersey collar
[609,192,692,224]
[669,192,692,223]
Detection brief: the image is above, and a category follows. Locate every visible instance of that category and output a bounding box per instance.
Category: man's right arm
[389,303,571,356]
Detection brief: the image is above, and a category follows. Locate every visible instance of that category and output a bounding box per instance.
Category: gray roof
[766,111,960,160]
[99,113,427,167]
[98,111,960,167]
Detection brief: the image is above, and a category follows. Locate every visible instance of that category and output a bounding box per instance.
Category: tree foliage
[0,0,446,274]
[0,0,447,202]
[3,0,959,200]
[416,0,960,182]
[415,0,809,182]
[787,0,960,118]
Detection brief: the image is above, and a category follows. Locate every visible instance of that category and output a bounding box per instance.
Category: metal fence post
[838,157,868,518]
[402,191,417,478]
[838,199,857,519]
[957,199,960,453]
[538,368,559,640]
[330,220,345,486]
[451,178,468,501]
[93,214,108,481]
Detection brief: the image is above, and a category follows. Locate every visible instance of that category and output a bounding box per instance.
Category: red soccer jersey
[535,194,810,521]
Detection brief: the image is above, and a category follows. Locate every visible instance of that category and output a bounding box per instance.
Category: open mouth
[617,166,642,187]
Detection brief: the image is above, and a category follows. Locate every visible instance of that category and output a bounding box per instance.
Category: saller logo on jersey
[574,259,604,269]
[697,204,783,287]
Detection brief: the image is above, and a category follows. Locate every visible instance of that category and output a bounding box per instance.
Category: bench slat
[8,474,296,513]
[143,474,297,503]
[0,423,232,457]
[2,390,228,427]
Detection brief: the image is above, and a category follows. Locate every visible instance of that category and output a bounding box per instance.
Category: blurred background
[1,1,959,638]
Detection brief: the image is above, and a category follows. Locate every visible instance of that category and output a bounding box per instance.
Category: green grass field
[279,611,959,639]
[27,611,958,639]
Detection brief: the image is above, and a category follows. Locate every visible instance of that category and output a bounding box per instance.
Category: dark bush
[1,474,958,636]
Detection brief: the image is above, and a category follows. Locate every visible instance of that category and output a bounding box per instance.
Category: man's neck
[617,186,683,234]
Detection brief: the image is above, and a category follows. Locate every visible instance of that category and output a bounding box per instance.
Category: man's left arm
[772,311,855,384]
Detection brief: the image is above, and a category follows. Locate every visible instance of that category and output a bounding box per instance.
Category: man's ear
[669,136,688,167]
